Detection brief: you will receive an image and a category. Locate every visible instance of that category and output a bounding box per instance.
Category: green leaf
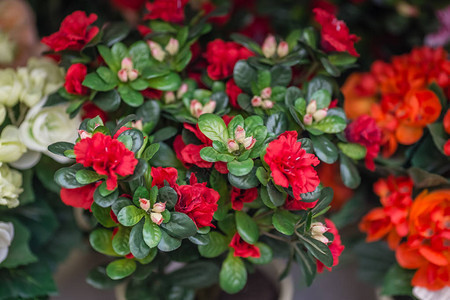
[0,219,37,268]
[48,142,74,157]
[112,226,131,255]
[381,264,414,296]
[157,186,178,210]
[328,52,358,66]
[158,229,182,252]
[54,166,85,189]
[106,259,136,280]
[117,205,145,226]
[307,75,333,102]
[199,147,220,162]
[143,143,160,161]
[247,242,273,264]
[309,89,331,109]
[256,167,269,186]
[198,113,228,142]
[272,210,298,235]
[311,187,334,216]
[118,128,144,153]
[93,89,121,112]
[129,219,151,259]
[227,159,254,177]
[308,115,346,134]
[310,135,338,164]
[285,86,302,106]
[118,84,144,107]
[428,123,448,155]
[266,182,286,207]
[111,42,128,66]
[228,167,259,189]
[149,142,183,168]
[143,216,162,248]
[161,212,197,239]
[319,56,341,77]
[91,203,117,227]
[233,60,257,91]
[220,253,247,294]
[97,66,118,85]
[166,261,220,289]
[407,167,449,189]
[230,33,263,55]
[294,97,307,115]
[198,232,228,258]
[270,65,292,87]
[302,27,317,49]
[94,185,119,207]
[89,228,118,256]
[103,22,130,47]
[298,138,314,154]
[295,249,317,286]
[83,72,116,91]
[337,142,367,160]
[129,41,151,70]
[147,72,181,91]
[266,112,288,136]
[339,153,361,188]
[76,169,102,184]
[87,266,123,290]
[123,158,148,182]
[301,235,333,268]
[235,211,259,244]
[300,183,323,202]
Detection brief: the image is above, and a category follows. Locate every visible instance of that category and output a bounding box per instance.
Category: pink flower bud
[261,100,274,109]
[128,69,139,81]
[165,91,176,104]
[243,136,256,150]
[148,40,165,62]
[306,100,317,115]
[262,35,277,58]
[177,83,188,98]
[234,125,246,143]
[132,120,143,130]
[277,41,289,58]
[190,99,203,118]
[139,198,150,212]
[312,234,329,244]
[118,69,128,82]
[251,96,262,107]
[227,139,239,152]
[121,57,133,70]
[313,109,328,122]
[78,130,92,139]
[152,202,166,213]
[310,222,328,235]
[261,87,272,99]
[303,114,313,126]
[202,101,216,114]
[151,212,164,225]
[165,38,179,56]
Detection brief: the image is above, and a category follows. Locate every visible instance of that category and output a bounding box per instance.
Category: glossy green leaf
[227,159,254,177]
[311,135,338,164]
[161,212,197,239]
[272,210,298,235]
[198,113,228,142]
[337,142,367,160]
[235,211,259,244]
[198,232,228,258]
[220,253,247,294]
[117,205,145,226]
[106,259,136,280]
[143,216,162,248]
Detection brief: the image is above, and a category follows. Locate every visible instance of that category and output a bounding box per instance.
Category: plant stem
[262,231,290,243]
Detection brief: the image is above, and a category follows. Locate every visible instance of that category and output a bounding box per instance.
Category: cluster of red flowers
[360,176,450,290]
[143,0,188,23]
[343,47,450,157]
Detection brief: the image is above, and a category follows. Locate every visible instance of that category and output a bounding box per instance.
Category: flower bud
[78,130,92,139]
[151,212,164,225]
[164,92,176,104]
[202,101,216,114]
[277,41,289,58]
[152,202,166,213]
[165,38,179,56]
[303,114,313,126]
[227,139,239,152]
[261,87,272,99]
[132,120,143,131]
[148,41,165,62]
[139,198,150,212]
[190,100,203,118]
[243,136,256,150]
[312,234,329,244]
[306,100,317,115]
[121,57,133,70]
[313,109,328,122]
[251,96,262,107]
[118,69,128,82]
[235,125,246,143]
[310,222,328,235]
[128,69,139,81]
[262,35,277,58]
[261,100,274,109]
[177,83,188,98]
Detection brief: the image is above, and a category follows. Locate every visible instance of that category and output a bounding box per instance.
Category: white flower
[18,99,80,166]
[0,68,21,107]
[0,125,27,163]
[26,57,64,96]
[413,286,450,300]
[0,163,22,208]
[0,31,15,65]
[0,104,6,125]
[0,221,14,264]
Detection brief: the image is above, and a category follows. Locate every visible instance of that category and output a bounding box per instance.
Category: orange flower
[342,73,378,120]
[395,189,450,291]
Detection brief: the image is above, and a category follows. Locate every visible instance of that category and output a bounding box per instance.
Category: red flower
[316,219,345,272]
[64,63,89,95]
[74,132,138,191]
[41,11,99,52]
[151,167,178,188]
[444,109,450,135]
[81,103,108,122]
[205,39,253,80]
[313,8,360,57]
[284,196,318,211]
[143,0,188,23]
[444,140,450,156]
[111,0,145,11]
[345,114,382,171]
[60,183,99,210]
[202,2,230,26]
[239,16,272,44]
[264,131,320,200]
[175,173,219,228]
[229,233,261,258]
[226,79,243,109]
[231,187,258,211]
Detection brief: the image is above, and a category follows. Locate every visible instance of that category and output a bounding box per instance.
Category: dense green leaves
[381,264,414,296]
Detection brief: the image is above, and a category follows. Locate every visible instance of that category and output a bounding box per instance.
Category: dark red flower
[311,0,338,15]
[229,233,261,258]
[141,89,163,99]
[284,195,318,211]
[345,114,382,171]
[231,187,258,211]
[202,2,230,26]
[60,182,99,209]
[143,0,188,23]
[264,131,320,200]
[74,132,138,191]
[214,162,229,174]
[151,167,178,188]
[226,79,243,109]
[41,11,99,52]
[64,63,89,95]
[81,103,108,122]
[239,16,272,44]
[444,140,450,156]
[175,173,219,228]
[205,39,253,80]
[317,219,345,272]
[313,8,360,57]
[111,0,145,11]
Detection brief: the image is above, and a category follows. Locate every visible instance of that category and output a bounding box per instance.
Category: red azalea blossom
[60,182,99,210]
[313,8,360,57]
[111,0,145,11]
[143,0,188,23]
[230,187,258,211]
[151,167,178,188]
[317,219,345,272]
[64,63,89,95]
[444,140,450,156]
[175,173,219,228]
[345,114,382,171]
[41,11,99,52]
[226,79,243,109]
[239,16,273,44]
[284,195,318,211]
[444,109,450,134]
[205,39,253,80]
[229,233,261,258]
[264,131,320,200]
[74,131,138,191]
[81,103,108,122]
[202,2,230,26]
